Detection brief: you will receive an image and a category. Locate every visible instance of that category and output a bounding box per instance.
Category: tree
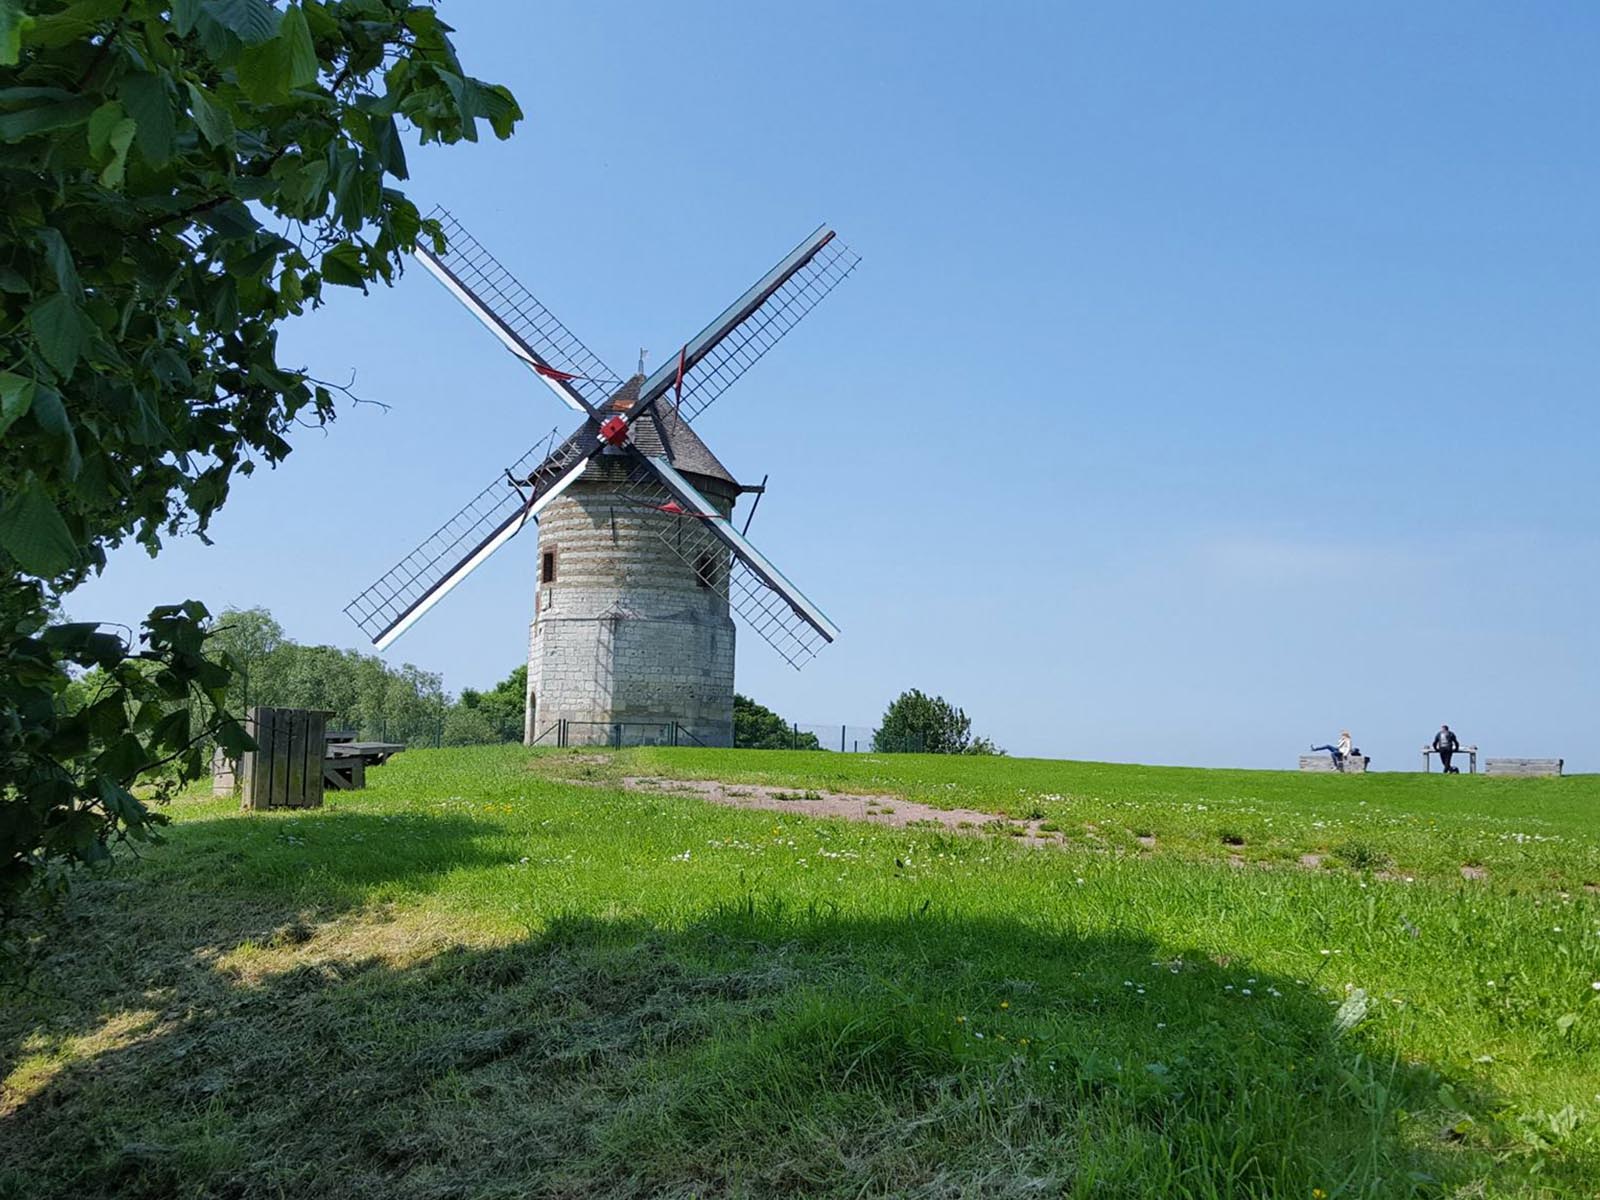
[206,606,449,742]
[453,664,525,743]
[733,693,820,750]
[206,606,286,714]
[0,2,519,924]
[872,689,1004,755]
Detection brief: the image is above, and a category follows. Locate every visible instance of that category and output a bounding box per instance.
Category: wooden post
[212,746,237,796]
[284,709,306,808]
[304,710,326,808]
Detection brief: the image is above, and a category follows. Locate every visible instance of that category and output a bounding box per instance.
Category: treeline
[207,608,524,746]
[203,610,1001,755]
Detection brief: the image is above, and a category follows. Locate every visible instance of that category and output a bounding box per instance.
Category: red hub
[599,415,629,446]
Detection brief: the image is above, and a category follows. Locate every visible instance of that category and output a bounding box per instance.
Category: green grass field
[4,746,1598,1198]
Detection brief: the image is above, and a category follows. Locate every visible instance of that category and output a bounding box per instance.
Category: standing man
[1433,724,1460,773]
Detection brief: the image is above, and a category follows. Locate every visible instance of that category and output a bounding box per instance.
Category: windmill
[343,210,859,747]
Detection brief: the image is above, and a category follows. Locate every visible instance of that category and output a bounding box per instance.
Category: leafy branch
[0,0,522,933]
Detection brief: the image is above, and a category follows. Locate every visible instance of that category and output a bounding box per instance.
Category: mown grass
[3,745,1598,1198]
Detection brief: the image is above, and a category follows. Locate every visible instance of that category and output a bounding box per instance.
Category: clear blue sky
[74,2,1599,770]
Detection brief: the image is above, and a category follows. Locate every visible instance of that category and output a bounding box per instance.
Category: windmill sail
[631,226,860,425]
[345,433,593,650]
[629,454,838,669]
[348,216,858,669]
[416,208,620,415]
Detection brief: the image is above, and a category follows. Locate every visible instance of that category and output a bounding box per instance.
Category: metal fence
[790,724,925,753]
[308,711,925,754]
[529,720,710,749]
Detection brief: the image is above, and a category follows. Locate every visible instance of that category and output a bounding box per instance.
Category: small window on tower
[694,552,716,589]
[541,550,557,583]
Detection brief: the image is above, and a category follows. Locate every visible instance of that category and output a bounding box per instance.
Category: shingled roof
[538,373,739,489]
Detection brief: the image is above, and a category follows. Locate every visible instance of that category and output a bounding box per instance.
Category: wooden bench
[322,755,366,791]
[1484,757,1563,778]
[1299,755,1369,774]
[328,740,407,767]
[321,739,407,791]
[1421,745,1477,773]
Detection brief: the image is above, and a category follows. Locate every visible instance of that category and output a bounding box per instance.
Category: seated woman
[1310,730,1354,770]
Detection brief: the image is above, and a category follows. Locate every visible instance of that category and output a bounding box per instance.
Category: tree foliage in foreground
[0,1,519,924]
[873,689,1004,755]
[733,693,820,751]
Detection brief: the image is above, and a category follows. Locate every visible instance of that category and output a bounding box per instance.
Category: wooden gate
[239,707,331,810]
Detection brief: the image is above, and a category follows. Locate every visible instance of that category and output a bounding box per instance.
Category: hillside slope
[4,746,1597,1198]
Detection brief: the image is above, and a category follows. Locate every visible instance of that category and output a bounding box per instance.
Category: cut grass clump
[1332,840,1393,872]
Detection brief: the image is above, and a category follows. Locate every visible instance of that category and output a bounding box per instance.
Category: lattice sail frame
[618,455,837,670]
[671,233,859,424]
[343,429,593,649]
[415,208,622,413]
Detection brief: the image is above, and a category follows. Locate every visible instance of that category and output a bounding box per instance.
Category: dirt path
[615,776,1066,847]
[560,773,1502,883]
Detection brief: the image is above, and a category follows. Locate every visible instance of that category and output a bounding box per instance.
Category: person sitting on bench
[1433,724,1461,773]
[1311,730,1353,770]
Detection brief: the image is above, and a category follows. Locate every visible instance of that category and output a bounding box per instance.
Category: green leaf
[28,292,86,377]
[236,5,318,103]
[1556,1012,1578,1035]
[476,82,522,140]
[185,81,234,149]
[118,72,175,166]
[0,95,94,140]
[200,0,280,45]
[94,732,149,782]
[279,5,319,88]
[88,100,125,154]
[29,385,81,478]
[172,0,203,36]
[87,101,137,188]
[0,369,34,437]
[372,114,408,178]
[320,241,366,288]
[199,199,260,238]
[98,776,150,828]
[0,482,78,576]
[0,0,32,66]
[151,708,192,751]
[34,226,80,295]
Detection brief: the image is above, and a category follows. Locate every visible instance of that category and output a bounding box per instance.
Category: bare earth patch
[617,777,1064,846]
[1460,865,1489,881]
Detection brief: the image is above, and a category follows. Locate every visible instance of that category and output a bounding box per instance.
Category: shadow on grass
[0,876,1536,1199]
[0,807,503,1083]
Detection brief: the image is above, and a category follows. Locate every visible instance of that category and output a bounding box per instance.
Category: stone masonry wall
[525,468,737,747]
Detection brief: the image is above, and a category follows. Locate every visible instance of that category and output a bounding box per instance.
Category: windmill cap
[535,373,739,489]
[607,375,641,411]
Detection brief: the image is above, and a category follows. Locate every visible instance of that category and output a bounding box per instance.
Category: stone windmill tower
[345,211,858,746]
